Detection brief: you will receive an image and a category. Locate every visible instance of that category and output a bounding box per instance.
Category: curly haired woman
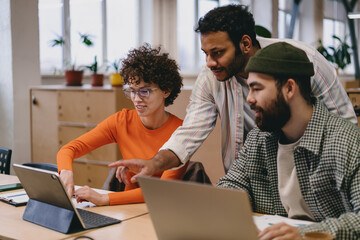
[57,44,188,206]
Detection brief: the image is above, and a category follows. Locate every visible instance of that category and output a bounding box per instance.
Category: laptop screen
[13,164,74,211]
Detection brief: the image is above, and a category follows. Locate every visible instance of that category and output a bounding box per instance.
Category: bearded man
[218,42,360,240]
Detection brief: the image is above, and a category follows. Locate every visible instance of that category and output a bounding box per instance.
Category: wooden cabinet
[347,88,360,127]
[30,85,134,188]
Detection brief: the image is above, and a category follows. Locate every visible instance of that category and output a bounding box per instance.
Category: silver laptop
[13,164,121,233]
[138,176,258,240]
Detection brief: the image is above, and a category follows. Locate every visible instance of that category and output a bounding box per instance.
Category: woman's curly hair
[195,4,260,49]
[120,44,183,107]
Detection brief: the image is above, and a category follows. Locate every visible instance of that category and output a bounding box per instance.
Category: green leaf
[79,32,94,47]
[254,25,272,38]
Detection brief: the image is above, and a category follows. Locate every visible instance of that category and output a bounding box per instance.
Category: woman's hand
[74,186,110,206]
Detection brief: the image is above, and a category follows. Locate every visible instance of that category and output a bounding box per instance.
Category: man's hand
[74,186,109,206]
[109,159,156,184]
[59,169,75,197]
[115,166,130,185]
[258,222,302,240]
[109,150,182,184]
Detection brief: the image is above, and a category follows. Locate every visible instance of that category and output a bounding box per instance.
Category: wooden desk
[0,174,150,240]
[347,88,360,127]
[65,214,157,240]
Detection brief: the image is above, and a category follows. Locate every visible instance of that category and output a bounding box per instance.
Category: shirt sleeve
[297,156,360,239]
[311,49,357,125]
[160,66,219,164]
[108,161,189,205]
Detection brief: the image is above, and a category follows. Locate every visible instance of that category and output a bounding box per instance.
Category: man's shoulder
[313,102,360,145]
[326,111,360,137]
[258,37,316,56]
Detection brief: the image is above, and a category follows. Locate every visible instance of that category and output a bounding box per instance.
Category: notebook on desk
[13,164,121,234]
[138,176,258,240]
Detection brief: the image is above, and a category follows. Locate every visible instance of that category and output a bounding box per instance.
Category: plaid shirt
[217,99,360,239]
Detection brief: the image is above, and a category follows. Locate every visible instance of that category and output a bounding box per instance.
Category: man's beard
[251,92,291,132]
[211,49,245,81]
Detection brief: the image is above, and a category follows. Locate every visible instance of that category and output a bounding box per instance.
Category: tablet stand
[23,199,83,234]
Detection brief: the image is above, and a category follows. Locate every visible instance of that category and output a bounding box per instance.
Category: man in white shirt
[110,4,357,183]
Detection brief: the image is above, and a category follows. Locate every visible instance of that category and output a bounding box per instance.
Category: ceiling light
[348,12,360,19]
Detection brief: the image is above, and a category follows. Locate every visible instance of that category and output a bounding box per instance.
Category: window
[40,0,255,76]
[106,0,138,65]
[70,0,103,66]
[38,0,63,73]
[323,0,353,74]
[38,0,139,74]
[278,0,299,39]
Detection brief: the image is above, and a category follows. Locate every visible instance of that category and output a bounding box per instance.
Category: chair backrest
[22,162,58,172]
[182,161,212,184]
[0,148,12,175]
[102,168,125,191]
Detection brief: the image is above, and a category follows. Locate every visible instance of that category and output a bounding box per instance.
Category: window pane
[177,0,219,73]
[177,0,196,72]
[279,0,286,10]
[70,0,103,68]
[278,10,286,38]
[323,19,334,47]
[38,0,63,74]
[197,0,219,67]
[107,0,138,65]
[334,21,345,42]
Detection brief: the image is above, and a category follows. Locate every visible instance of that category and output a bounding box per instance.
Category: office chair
[22,162,58,172]
[182,161,212,184]
[0,147,12,175]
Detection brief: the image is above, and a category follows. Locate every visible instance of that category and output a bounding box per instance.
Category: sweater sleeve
[57,114,118,172]
[108,161,189,205]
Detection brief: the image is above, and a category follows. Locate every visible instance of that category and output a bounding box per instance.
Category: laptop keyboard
[77,208,121,229]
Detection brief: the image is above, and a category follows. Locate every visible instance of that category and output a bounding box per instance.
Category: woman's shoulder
[168,113,183,126]
[109,108,138,123]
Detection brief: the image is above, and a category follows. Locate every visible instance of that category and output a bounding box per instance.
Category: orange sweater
[57,109,188,205]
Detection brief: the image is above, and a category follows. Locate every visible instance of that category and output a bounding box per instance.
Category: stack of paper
[253,214,314,231]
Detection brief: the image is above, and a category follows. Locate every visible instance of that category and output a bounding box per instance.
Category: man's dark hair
[274,75,312,105]
[194,4,260,49]
[120,43,183,106]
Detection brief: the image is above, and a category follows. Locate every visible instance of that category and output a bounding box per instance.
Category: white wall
[0,0,14,152]
[0,0,41,173]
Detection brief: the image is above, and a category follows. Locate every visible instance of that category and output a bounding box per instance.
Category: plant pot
[65,70,83,86]
[109,73,123,87]
[91,74,104,87]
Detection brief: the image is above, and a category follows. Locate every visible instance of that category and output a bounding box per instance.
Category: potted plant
[317,35,352,73]
[108,59,124,87]
[85,56,104,87]
[49,33,94,86]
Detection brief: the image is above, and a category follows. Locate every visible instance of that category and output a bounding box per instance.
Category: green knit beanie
[245,42,314,77]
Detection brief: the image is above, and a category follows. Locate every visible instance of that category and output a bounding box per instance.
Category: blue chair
[0,148,12,175]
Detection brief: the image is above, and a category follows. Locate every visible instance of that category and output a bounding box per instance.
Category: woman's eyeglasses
[123,88,158,99]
